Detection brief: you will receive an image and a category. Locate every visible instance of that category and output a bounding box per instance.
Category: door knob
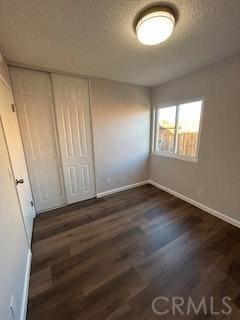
[16,178,24,185]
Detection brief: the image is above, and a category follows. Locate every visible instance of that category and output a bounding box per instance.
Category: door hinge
[11,104,16,112]
[30,200,34,207]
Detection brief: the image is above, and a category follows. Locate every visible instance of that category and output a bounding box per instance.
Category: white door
[52,74,96,203]
[10,67,66,212]
[0,78,35,243]
[0,117,29,320]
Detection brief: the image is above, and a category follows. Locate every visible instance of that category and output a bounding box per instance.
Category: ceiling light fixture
[136,6,176,46]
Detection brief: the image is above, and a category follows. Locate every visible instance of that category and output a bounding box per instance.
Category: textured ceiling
[0,0,240,86]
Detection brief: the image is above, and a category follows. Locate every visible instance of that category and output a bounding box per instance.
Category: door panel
[52,74,95,203]
[10,67,66,212]
[0,117,30,320]
[0,78,35,243]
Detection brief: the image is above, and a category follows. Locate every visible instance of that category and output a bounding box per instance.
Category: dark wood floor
[27,185,240,319]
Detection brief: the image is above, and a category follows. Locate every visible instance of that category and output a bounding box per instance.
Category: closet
[10,67,96,212]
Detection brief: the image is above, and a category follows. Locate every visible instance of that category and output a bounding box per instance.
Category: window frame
[152,97,204,163]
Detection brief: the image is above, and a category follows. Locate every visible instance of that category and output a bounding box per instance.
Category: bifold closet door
[10,68,66,212]
[52,74,96,203]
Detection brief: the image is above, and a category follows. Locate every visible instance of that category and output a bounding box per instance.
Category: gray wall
[90,77,151,194]
[150,54,240,221]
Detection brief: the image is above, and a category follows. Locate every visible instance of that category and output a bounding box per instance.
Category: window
[154,98,203,161]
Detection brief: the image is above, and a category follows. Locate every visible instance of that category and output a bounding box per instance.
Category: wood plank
[27,185,240,319]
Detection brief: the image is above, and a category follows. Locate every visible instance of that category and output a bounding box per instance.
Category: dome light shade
[136,7,176,45]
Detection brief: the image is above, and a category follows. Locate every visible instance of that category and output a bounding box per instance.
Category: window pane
[156,106,176,152]
[176,100,202,157]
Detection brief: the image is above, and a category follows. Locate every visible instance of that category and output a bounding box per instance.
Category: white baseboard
[96,180,149,198]
[148,179,240,229]
[20,249,32,320]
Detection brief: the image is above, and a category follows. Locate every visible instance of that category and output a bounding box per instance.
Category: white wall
[150,54,240,222]
[90,77,151,194]
[0,55,30,320]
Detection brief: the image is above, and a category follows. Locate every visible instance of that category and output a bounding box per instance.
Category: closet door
[10,68,65,212]
[52,74,95,203]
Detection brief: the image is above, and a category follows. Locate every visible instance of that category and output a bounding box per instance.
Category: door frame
[87,76,98,196]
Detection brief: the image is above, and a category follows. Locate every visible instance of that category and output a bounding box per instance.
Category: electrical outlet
[10,294,16,319]
[197,188,203,197]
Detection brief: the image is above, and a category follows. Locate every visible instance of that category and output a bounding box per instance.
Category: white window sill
[152,151,198,163]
